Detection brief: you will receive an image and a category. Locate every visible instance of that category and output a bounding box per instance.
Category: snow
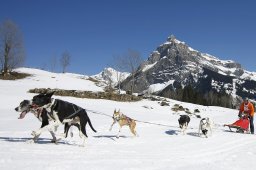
[14,67,104,92]
[91,67,130,86]
[1,67,256,170]
[142,62,157,72]
[147,80,175,93]
[241,71,256,81]
[188,47,198,52]
[201,53,220,61]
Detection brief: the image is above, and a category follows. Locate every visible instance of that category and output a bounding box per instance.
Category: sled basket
[224,117,249,133]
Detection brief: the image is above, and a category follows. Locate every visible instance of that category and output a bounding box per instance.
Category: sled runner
[224,116,250,133]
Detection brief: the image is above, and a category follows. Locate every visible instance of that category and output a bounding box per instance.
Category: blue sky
[0,0,255,75]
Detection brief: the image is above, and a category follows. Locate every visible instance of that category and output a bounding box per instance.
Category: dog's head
[178,115,190,129]
[15,100,32,119]
[113,109,121,119]
[178,120,186,129]
[32,92,54,107]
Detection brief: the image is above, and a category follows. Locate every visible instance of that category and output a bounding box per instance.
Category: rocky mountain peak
[120,35,256,105]
[167,35,176,42]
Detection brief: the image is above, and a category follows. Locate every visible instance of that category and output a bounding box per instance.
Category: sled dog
[198,117,213,138]
[30,92,97,146]
[109,109,137,138]
[178,115,190,135]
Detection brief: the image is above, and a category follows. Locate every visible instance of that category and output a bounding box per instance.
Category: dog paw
[31,131,40,137]
[51,138,57,143]
[51,138,61,144]
[31,131,36,136]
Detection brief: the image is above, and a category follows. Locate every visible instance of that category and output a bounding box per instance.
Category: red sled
[224,116,250,133]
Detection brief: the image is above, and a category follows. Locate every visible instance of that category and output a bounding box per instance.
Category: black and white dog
[15,100,74,143]
[178,115,190,135]
[198,117,213,138]
[31,92,97,146]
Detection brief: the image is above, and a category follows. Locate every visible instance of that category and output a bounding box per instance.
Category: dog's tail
[85,110,97,133]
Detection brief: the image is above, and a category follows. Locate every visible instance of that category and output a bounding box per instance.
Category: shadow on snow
[0,136,75,145]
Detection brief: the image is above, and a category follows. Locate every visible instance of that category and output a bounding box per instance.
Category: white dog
[198,117,213,138]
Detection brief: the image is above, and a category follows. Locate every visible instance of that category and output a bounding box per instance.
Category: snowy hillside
[12,67,104,92]
[1,68,256,170]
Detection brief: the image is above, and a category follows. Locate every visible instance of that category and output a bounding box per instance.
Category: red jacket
[239,102,255,117]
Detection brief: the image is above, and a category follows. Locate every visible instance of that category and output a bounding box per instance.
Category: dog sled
[224,115,250,133]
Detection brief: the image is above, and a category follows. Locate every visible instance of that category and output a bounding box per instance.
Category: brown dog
[109,109,137,138]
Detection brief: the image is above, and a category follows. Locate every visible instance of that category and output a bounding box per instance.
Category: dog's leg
[198,123,201,137]
[109,120,116,131]
[49,130,57,143]
[76,134,87,147]
[76,119,88,147]
[69,126,74,137]
[27,133,40,143]
[180,126,183,135]
[181,124,185,135]
[117,125,122,138]
[209,124,213,137]
[63,123,74,138]
[32,111,62,138]
[54,126,58,132]
[77,127,87,147]
[32,121,61,138]
[131,128,137,137]
[129,122,137,137]
[183,123,188,135]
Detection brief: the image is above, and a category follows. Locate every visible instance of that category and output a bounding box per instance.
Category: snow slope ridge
[14,67,104,92]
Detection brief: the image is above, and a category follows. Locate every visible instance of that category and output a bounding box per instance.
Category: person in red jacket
[238,97,255,134]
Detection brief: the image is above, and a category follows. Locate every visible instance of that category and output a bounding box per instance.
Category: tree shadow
[165,130,178,135]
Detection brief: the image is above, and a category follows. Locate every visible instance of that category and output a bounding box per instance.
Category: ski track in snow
[1,68,256,170]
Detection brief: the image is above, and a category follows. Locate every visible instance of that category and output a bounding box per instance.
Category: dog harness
[50,99,83,120]
[113,114,132,124]
[30,104,43,118]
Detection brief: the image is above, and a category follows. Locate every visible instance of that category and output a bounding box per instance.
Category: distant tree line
[161,85,233,108]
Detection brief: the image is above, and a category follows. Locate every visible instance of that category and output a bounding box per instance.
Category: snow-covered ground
[0,68,256,170]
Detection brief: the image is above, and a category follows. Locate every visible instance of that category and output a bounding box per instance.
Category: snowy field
[0,68,256,170]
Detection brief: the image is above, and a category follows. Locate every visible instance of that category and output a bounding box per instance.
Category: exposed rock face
[120,35,256,102]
